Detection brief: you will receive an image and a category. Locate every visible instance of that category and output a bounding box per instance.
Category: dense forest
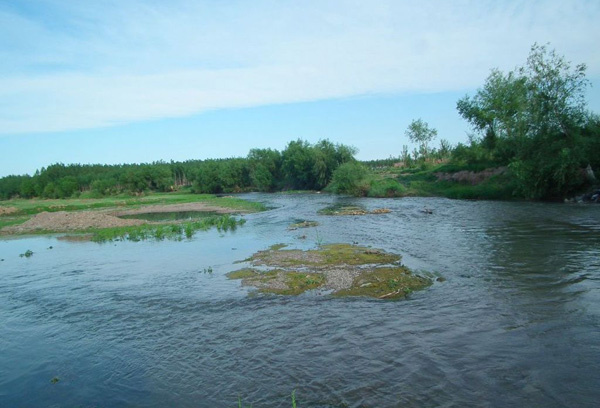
[0,139,356,199]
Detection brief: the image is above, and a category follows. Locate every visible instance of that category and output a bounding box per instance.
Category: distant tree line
[0,139,357,200]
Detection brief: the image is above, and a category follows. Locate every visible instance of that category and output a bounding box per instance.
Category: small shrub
[367,179,406,197]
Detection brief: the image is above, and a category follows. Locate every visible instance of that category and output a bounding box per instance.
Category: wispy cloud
[1,0,599,134]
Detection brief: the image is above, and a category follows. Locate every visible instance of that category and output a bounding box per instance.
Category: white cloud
[1,0,599,134]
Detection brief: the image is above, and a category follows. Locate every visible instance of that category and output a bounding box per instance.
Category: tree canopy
[456,43,596,199]
[405,119,438,159]
[0,139,357,199]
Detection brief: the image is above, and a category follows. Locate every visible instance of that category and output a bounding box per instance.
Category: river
[1,194,599,407]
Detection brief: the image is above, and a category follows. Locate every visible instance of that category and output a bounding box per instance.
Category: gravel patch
[2,211,145,233]
[0,206,18,216]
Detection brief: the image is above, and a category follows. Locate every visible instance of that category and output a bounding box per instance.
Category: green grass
[230,243,431,299]
[90,215,246,242]
[367,178,406,197]
[0,192,266,217]
[407,174,517,200]
[288,220,319,229]
[433,161,503,173]
[270,272,326,295]
[19,249,34,258]
[334,266,432,299]
[0,193,263,237]
[317,204,368,215]
[0,216,28,229]
[367,163,519,200]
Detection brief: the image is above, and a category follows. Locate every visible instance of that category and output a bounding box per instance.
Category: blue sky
[1,0,599,177]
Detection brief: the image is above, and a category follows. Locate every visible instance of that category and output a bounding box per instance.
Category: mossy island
[228,243,432,299]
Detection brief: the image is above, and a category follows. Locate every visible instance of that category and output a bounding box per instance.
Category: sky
[1,0,599,177]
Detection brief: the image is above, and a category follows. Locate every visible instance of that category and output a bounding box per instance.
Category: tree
[247,148,282,192]
[405,119,438,159]
[327,162,369,196]
[456,43,594,199]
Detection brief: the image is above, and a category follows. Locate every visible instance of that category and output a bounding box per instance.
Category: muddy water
[1,194,599,407]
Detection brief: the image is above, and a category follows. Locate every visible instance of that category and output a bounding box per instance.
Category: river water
[1,194,599,407]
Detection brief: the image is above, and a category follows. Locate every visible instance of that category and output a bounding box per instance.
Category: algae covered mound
[287,220,319,230]
[228,243,432,299]
[318,204,391,216]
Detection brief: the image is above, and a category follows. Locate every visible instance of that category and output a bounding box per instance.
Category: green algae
[317,244,400,265]
[334,267,432,299]
[248,243,400,267]
[288,220,319,229]
[227,268,323,295]
[317,205,391,216]
[226,268,260,280]
[229,243,432,299]
[318,205,368,215]
[265,272,326,295]
[19,249,34,258]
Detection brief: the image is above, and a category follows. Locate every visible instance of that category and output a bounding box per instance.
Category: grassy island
[0,192,264,240]
[228,243,433,299]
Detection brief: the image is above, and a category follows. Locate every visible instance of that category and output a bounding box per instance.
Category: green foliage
[91,215,244,242]
[367,178,406,197]
[19,250,34,258]
[326,161,369,196]
[409,174,517,200]
[247,148,282,191]
[0,194,265,237]
[281,139,357,190]
[405,118,438,159]
[456,43,596,199]
[0,175,30,199]
[0,139,357,200]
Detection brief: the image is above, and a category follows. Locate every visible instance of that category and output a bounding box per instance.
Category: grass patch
[367,178,406,197]
[433,161,502,173]
[227,268,325,295]
[317,244,400,265]
[408,174,517,200]
[226,268,260,280]
[90,215,245,242]
[288,220,319,229]
[0,216,28,230]
[268,272,326,295]
[0,192,266,217]
[230,243,431,299]
[19,249,34,258]
[334,267,432,299]
[318,205,368,215]
[317,205,390,216]
[248,243,400,267]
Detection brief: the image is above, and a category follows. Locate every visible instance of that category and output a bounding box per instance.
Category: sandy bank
[1,202,245,235]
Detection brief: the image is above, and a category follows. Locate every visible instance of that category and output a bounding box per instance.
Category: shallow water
[119,210,221,221]
[1,194,599,407]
